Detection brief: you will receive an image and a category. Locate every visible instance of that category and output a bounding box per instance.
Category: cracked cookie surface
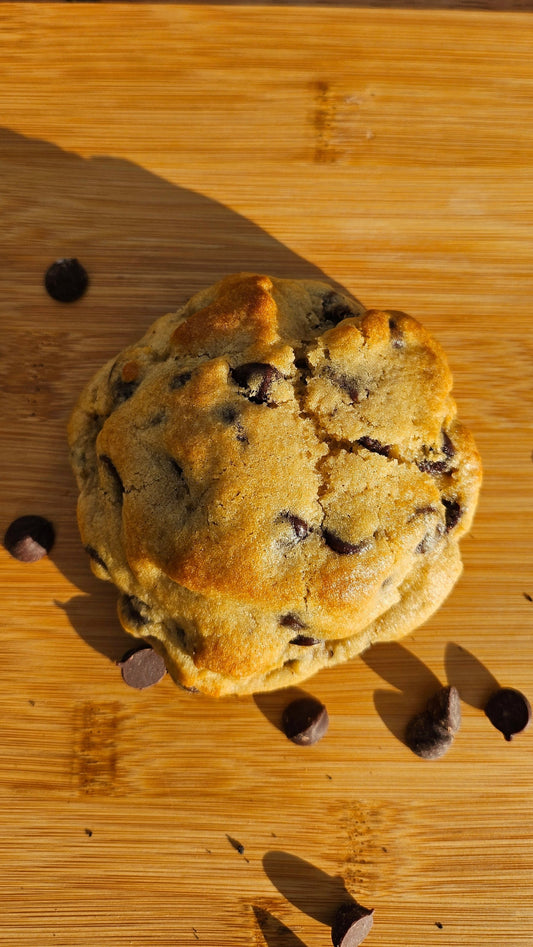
[68,273,482,696]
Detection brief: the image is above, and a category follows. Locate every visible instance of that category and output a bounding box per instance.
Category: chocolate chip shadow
[0,125,336,669]
[262,851,352,928]
[444,642,500,710]
[360,641,443,745]
[252,907,308,947]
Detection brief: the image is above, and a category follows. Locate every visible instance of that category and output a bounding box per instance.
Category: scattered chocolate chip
[84,544,109,572]
[427,685,462,734]
[331,900,374,947]
[323,530,371,556]
[170,371,192,390]
[321,291,356,326]
[282,696,329,745]
[484,687,531,741]
[280,512,312,542]
[225,834,245,855]
[84,828,93,838]
[119,594,152,629]
[405,712,454,760]
[118,645,167,690]
[289,634,321,646]
[405,685,461,760]
[231,362,282,405]
[99,454,124,498]
[3,515,55,562]
[280,613,307,630]
[44,257,89,303]
[357,437,391,457]
[524,593,533,603]
[442,498,462,532]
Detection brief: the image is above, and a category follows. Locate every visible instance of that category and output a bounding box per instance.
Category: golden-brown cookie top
[68,274,481,696]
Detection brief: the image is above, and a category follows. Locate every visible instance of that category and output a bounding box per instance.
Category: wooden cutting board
[1,5,533,945]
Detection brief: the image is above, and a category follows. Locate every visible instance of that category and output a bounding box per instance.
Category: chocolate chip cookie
[68,273,481,696]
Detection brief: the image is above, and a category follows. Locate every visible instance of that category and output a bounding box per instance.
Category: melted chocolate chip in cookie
[280,613,307,630]
[321,291,356,326]
[231,362,282,406]
[324,366,367,404]
[442,498,462,532]
[290,634,321,647]
[119,593,152,629]
[218,405,248,443]
[442,430,455,458]
[357,436,391,457]
[84,545,109,573]
[169,371,192,391]
[323,530,372,555]
[280,512,312,542]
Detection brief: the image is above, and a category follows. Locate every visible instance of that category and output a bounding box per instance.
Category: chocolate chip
[231,362,283,406]
[323,530,371,555]
[405,713,454,760]
[280,613,307,630]
[84,545,109,572]
[484,687,532,741]
[405,685,461,760]
[387,312,406,348]
[280,512,312,542]
[427,685,462,734]
[321,291,356,326]
[118,645,167,690]
[119,594,152,629]
[169,371,192,390]
[99,454,124,498]
[289,635,321,646]
[442,498,462,532]
[357,437,391,457]
[112,377,138,405]
[282,697,329,745]
[3,514,55,562]
[331,900,375,947]
[442,430,455,458]
[324,367,366,404]
[218,405,248,443]
[44,257,89,303]
[418,459,449,475]
[226,834,245,855]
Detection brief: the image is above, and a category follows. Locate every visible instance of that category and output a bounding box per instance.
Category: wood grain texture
[0,5,533,945]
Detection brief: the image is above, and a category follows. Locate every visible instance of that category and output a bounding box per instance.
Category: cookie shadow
[0,125,338,669]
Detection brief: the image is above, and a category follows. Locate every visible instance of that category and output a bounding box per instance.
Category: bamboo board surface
[1,5,533,945]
